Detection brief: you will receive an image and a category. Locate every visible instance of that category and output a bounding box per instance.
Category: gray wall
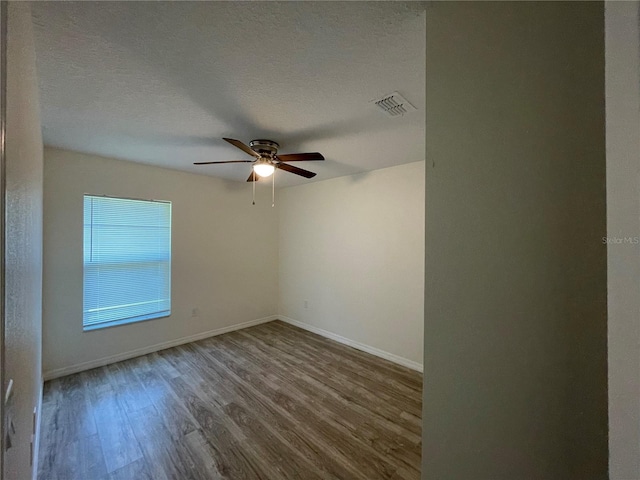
[605,2,640,478]
[5,3,44,479]
[423,2,607,479]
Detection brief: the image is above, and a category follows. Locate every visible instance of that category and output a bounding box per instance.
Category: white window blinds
[83,195,172,329]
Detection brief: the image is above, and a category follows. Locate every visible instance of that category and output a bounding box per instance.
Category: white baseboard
[31,379,43,480]
[43,314,423,379]
[278,316,423,373]
[43,315,278,380]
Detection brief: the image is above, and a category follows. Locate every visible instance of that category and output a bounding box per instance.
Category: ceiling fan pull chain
[272,166,275,207]
[252,172,256,205]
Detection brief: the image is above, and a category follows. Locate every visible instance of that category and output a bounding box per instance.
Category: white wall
[424,2,607,479]
[605,2,640,479]
[278,161,424,368]
[42,148,278,378]
[5,3,44,479]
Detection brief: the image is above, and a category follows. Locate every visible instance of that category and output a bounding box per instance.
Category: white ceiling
[31,1,426,187]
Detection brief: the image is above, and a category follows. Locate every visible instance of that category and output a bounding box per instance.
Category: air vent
[372,91,417,118]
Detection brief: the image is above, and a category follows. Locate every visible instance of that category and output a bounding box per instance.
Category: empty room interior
[4,1,625,480]
[17,2,426,479]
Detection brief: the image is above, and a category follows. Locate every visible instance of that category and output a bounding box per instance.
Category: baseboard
[278,316,423,373]
[31,379,43,480]
[43,315,278,380]
[43,314,423,379]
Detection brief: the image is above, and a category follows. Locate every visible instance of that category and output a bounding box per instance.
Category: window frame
[82,194,172,331]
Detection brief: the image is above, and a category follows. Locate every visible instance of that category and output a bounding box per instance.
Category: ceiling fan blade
[276,162,317,178]
[276,152,325,162]
[194,160,253,165]
[223,138,260,158]
[246,171,260,182]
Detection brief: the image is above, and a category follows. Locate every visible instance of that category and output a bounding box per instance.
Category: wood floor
[38,321,422,480]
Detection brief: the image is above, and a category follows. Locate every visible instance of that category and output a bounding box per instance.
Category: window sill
[83,311,171,332]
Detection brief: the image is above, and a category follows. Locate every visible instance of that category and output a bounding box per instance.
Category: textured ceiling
[31,1,426,186]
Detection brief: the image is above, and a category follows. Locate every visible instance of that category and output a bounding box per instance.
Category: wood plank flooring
[38,321,422,480]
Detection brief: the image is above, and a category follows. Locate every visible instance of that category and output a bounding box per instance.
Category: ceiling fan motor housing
[249,139,279,157]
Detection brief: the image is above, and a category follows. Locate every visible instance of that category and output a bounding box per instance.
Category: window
[83,195,172,330]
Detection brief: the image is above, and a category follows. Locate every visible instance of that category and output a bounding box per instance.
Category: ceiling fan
[194,138,325,182]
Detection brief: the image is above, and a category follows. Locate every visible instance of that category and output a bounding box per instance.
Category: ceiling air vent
[372,91,417,118]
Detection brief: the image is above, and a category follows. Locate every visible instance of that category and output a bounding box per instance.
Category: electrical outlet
[191,308,199,317]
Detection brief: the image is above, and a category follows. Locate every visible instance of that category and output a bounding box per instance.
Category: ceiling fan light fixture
[253,161,275,178]
[197,138,321,182]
